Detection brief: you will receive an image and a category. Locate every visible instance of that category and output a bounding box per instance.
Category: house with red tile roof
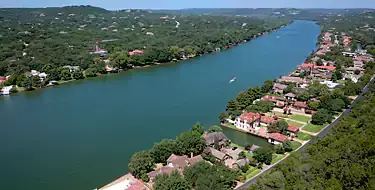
[291,101,309,113]
[98,173,149,190]
[128,49,144,56]
[287,124,300,136]
[234,112,261,131]
[260,116,276,126]
[268,133,288,145]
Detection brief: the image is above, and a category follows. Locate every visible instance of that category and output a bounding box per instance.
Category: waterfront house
[261,95,286,103]
[148,153,203,183]
[222,147,242,160]
[268,133,288,145]
[1,85,13,95]
[98,173,149,190]
[204,132,229,148]
[278,76,309,84]
[272,83,288,94]
[234,112,261,131]
[249,144,260,154]
[285,93,296,101]
[291,101,309,113]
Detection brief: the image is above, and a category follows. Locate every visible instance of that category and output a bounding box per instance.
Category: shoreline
[1,22,291,97]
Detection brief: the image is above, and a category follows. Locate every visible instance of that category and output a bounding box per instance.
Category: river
[0,20,320,190]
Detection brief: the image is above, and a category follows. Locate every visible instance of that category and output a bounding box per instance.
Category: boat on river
[229,77,236,83]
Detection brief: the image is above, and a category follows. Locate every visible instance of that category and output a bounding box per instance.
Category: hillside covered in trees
[0,5,290,76]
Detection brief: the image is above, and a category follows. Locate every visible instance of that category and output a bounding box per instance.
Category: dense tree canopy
[128,151,155,181]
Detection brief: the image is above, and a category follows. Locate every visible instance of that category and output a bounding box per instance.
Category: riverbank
[1,23,290,97]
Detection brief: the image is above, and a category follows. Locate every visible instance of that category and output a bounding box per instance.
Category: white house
[234,112,261,132]
[268,133,288,145]
[1,85,13,95]
[320,80,341,89]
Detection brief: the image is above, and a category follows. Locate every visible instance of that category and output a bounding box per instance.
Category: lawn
[271,154,285,164]
[296,132,312,141]
[285,120,304,127]
[291,141,302,151]
[303,123,327,133]
[290,114,311,123]
[271,111,289,118]
[245,168,261,179]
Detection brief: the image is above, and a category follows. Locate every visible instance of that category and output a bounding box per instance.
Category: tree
[261,80,273,93]
[192,122,204,135]
[60,68,72,81]
[245,101,273,113]
[267,120,288,135]
[176,130,205,155]
[84,68,97,77]
[316,59,323,66]
[207,126,223,133]
[282,140,293,152]
[128,151,155,181]
[239,151,246,159]
[154,171,190,190]
[22,77,33,90]
[236,91,254,110]
[184,161,237,189]
[226,99,239,113]
[308,101,319,110]
[151,139,178,163]
[218,112,229,123]
[308,82,329,97]
[48,68,61,81]
[253,148,273,165]
[275,144,285,154]
[296,91,310,101]
[283,84,296,94]
[311,109,332,125]
[31,76,41,88]
[354,69,361,75]
[41,64,54,73]
[72,70,84,80]
[332,70,343,81]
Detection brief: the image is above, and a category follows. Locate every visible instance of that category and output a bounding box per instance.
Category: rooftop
[239,112,261,123]
[268,133,289,142]
[287,124,300,133]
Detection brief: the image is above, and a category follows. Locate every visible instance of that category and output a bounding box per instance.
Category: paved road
[237,77,374,189]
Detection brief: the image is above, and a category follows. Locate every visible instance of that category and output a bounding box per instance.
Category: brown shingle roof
[269,133,288,142]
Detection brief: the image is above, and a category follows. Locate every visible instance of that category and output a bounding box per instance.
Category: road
[236,77,374,189]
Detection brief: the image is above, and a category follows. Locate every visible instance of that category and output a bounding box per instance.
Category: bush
[312,109,332,125]
[275,144,285,154]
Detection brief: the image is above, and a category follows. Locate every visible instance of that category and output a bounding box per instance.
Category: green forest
[0,6,289,83]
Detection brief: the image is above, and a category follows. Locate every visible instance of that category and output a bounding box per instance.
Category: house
[285,93,296,101]
[147,166,175,183]
[63,65,80,72]
[148,153,203,183]
[261,95,286,103]
[295,87,308,92]
[287,124,300,136]
[1,85,13,95]
[205,147,228,162]
[98,173,149,190]
[234,112,261,131]
[128,49,144,56]
[260,116,276,126]
[291,101,309,113]
[278,76,309,84]
[204,132,229,147]
[222,147,242,160]
[249,144,260,154]
[272,83,288,94]
[233,159,247,170]
[320,80,341,89]
[354,60,364,68]
[268,133,288,145]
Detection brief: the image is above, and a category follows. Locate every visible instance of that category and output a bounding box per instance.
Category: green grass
[291,141,302,151]
[337,79,346,84]
[285,120,304,127]
[296,132,312,141]
[303,123,327,133]
[245,168,262,179]
[271,111,289,118]
[290,115,311,123]
[271,154,285,164]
